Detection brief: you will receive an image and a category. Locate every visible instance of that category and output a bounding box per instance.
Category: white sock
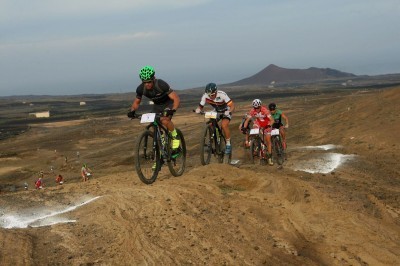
[226,139,231,145]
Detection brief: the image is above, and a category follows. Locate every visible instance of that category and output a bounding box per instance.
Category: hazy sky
[1,0,399,96]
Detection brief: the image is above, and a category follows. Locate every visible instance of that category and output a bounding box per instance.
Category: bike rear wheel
[272,136,284,165]
[249,137,261,164]
[200,125,215,165]
[135,130,160,184]
[168,128,187,176]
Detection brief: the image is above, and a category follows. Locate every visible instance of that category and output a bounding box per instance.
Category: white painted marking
[292,153,355,174]
[0,196,101,229]
[301,144,341,150]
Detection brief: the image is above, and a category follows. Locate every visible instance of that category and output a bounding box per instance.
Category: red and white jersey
[199,90,232,112]
[248,106,272,128]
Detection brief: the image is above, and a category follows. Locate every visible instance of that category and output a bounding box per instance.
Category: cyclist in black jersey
[128,66,181,149]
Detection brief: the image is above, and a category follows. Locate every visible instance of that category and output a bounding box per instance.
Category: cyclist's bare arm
[281,113,289,127]
[243,116,252,128]
[131,98,141,111]
[194,104,204,114]
[168,91,180,110]
[227,101,235,112]
[267,114,274,127]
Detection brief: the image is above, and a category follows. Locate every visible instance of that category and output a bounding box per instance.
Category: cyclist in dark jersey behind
[128,65,181,150]
[268,103,289,150]
[239,113,252,148]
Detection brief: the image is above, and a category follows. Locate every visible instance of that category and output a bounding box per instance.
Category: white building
[29,111,50,118]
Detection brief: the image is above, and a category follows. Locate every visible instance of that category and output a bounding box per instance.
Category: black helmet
[268,103,277,111]
[205,83,218,96]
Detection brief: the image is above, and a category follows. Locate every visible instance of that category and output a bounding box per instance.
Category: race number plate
[140,113,156,123]
[271,128,280,136]
[205,111,217,119]
[249,128,260,135]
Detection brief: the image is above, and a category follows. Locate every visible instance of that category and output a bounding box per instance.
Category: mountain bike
[248,127,269,165]
[270,128,284,165]
[196,110,232,165]
[132,112,186,184]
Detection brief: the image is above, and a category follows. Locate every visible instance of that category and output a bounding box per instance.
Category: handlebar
[192,109,225,119]
[128,111,169,120]
[192,109,205,115]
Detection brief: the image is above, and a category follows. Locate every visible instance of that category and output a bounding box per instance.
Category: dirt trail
[0,88,399,265]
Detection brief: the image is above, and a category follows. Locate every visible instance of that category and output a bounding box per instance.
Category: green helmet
[139,66,155,81]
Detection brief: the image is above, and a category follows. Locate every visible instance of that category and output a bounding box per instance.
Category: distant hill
[227,64,357,86]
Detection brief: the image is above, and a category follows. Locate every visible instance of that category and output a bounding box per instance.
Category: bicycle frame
[133,112,186,184]
[208,116,224,152]
[199,110,231,165]
[270,128,284,165]
[248,127,268,160]
[142,113,172,163]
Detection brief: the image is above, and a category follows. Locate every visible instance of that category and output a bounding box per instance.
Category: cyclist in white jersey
[195,83,235,154]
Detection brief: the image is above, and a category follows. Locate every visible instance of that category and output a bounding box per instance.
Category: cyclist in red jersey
[243,99,274,165]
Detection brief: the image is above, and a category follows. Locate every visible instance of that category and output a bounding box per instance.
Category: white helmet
[252,99,262,108]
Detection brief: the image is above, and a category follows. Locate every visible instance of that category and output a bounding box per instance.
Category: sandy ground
[0,88,399,265]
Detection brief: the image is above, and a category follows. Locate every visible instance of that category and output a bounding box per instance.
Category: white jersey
[199,90,232,112]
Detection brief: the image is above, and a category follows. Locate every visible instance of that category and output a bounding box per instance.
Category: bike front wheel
[249,137,261,164]
[272,136,284,166]
[167,128,187,176]
[135,130,160,184]
[200,125,215,165]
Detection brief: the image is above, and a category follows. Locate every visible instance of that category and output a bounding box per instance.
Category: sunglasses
[208,92,216,97]
[143,80,153,84]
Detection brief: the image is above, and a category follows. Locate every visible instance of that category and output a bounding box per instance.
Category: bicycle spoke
[200,126,213,165]
[135,130,160,184]
[250,137,261,164]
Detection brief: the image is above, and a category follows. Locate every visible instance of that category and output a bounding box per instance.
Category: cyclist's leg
[154,101,175,131]
[264,128,272,154]
[221,117,231,140]
[239,120,247,147]
[264,128,274,165]
[221,117,232,154]
[279,124,286,149]
[245,130,250,147]
[155,101,180,149]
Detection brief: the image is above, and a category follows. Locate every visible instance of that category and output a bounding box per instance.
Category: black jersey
[136,79,173,105]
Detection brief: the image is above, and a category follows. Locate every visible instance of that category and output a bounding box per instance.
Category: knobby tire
[200,125,213,165]
[135,130,160,184]
[250,137,261,164]
[272,136,284,166]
